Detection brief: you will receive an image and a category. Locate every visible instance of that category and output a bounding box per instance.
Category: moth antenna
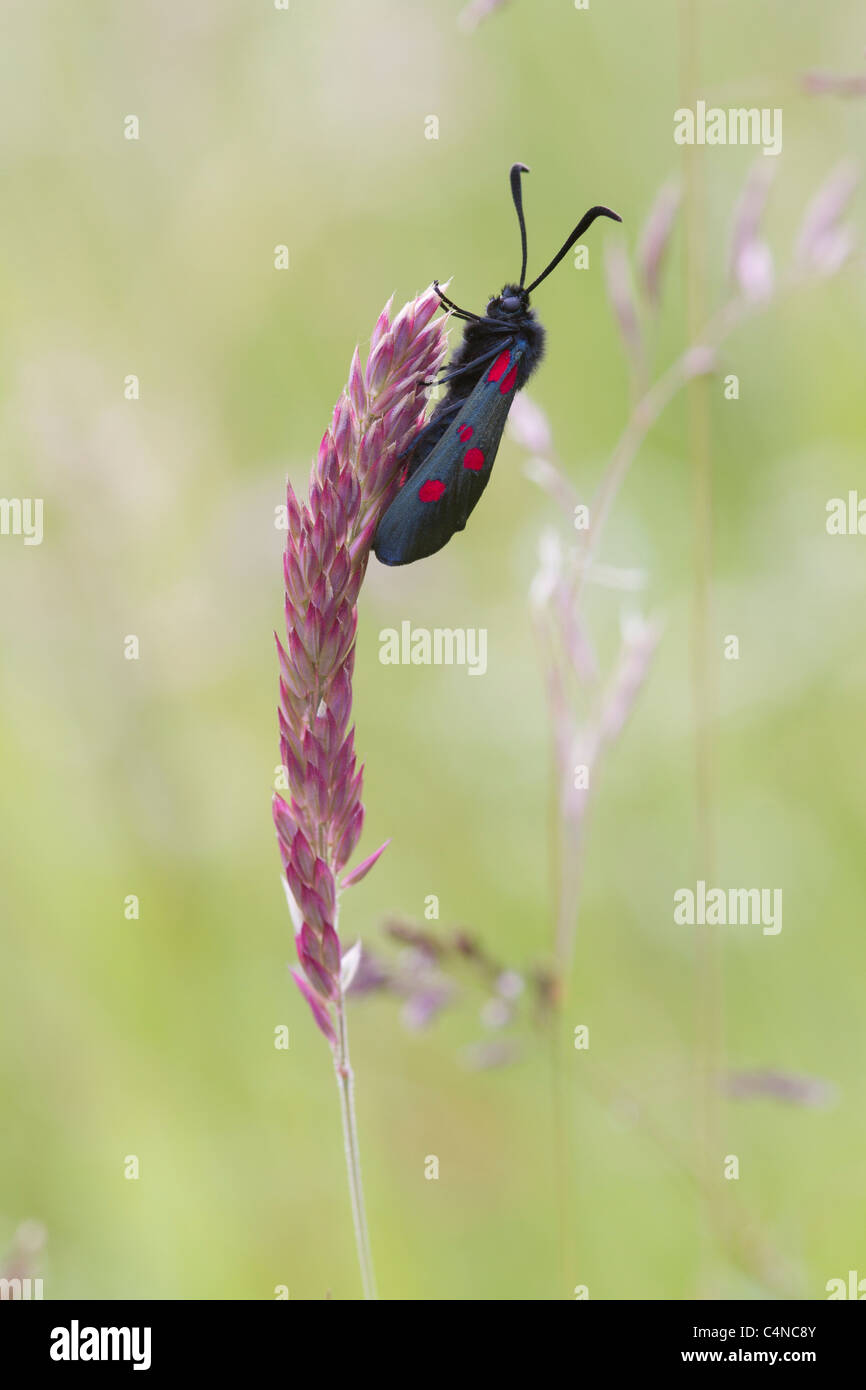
[510,163,531,288]
[525,205,622,294]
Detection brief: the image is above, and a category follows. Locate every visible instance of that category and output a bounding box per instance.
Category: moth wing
[373,341,525,565]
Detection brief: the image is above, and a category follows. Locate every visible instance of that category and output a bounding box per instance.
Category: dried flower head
[458,0,511,33]
[603,240,644,372]
[729,163,776,302]
[802,68,866,98]
[637,179,681,307]
[726,1069,836,1108]
[795,161,859,276]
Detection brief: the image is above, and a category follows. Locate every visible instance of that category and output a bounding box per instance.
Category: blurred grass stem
[679,0,726,1298]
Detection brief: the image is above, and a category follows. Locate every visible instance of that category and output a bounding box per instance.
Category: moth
[373,163,621,566]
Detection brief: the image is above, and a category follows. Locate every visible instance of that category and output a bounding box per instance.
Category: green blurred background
[1,0,864,1300]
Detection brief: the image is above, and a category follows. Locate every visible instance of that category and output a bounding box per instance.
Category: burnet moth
[373,163,621,567]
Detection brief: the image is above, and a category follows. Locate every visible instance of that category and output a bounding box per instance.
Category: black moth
[373,163,621,567]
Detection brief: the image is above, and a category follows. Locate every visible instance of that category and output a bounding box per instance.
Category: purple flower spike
[290,968,337,1047]
[274,292,448,1047]
[341,838,392,889]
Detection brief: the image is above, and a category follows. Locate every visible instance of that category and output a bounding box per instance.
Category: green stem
[333,991,378,1300]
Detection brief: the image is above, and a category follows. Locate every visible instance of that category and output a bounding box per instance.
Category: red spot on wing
[499,365,518,395]
[457,424,473,441]
[463,447,484,471]
[418,479,446,502]
[487,350,512,383]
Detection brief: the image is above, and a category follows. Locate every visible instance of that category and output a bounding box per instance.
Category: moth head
[488,284,529,318]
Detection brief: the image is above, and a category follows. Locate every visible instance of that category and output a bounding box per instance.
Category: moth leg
[398,401,462,478]
[425,338,514,388]
[432,280,483,322]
